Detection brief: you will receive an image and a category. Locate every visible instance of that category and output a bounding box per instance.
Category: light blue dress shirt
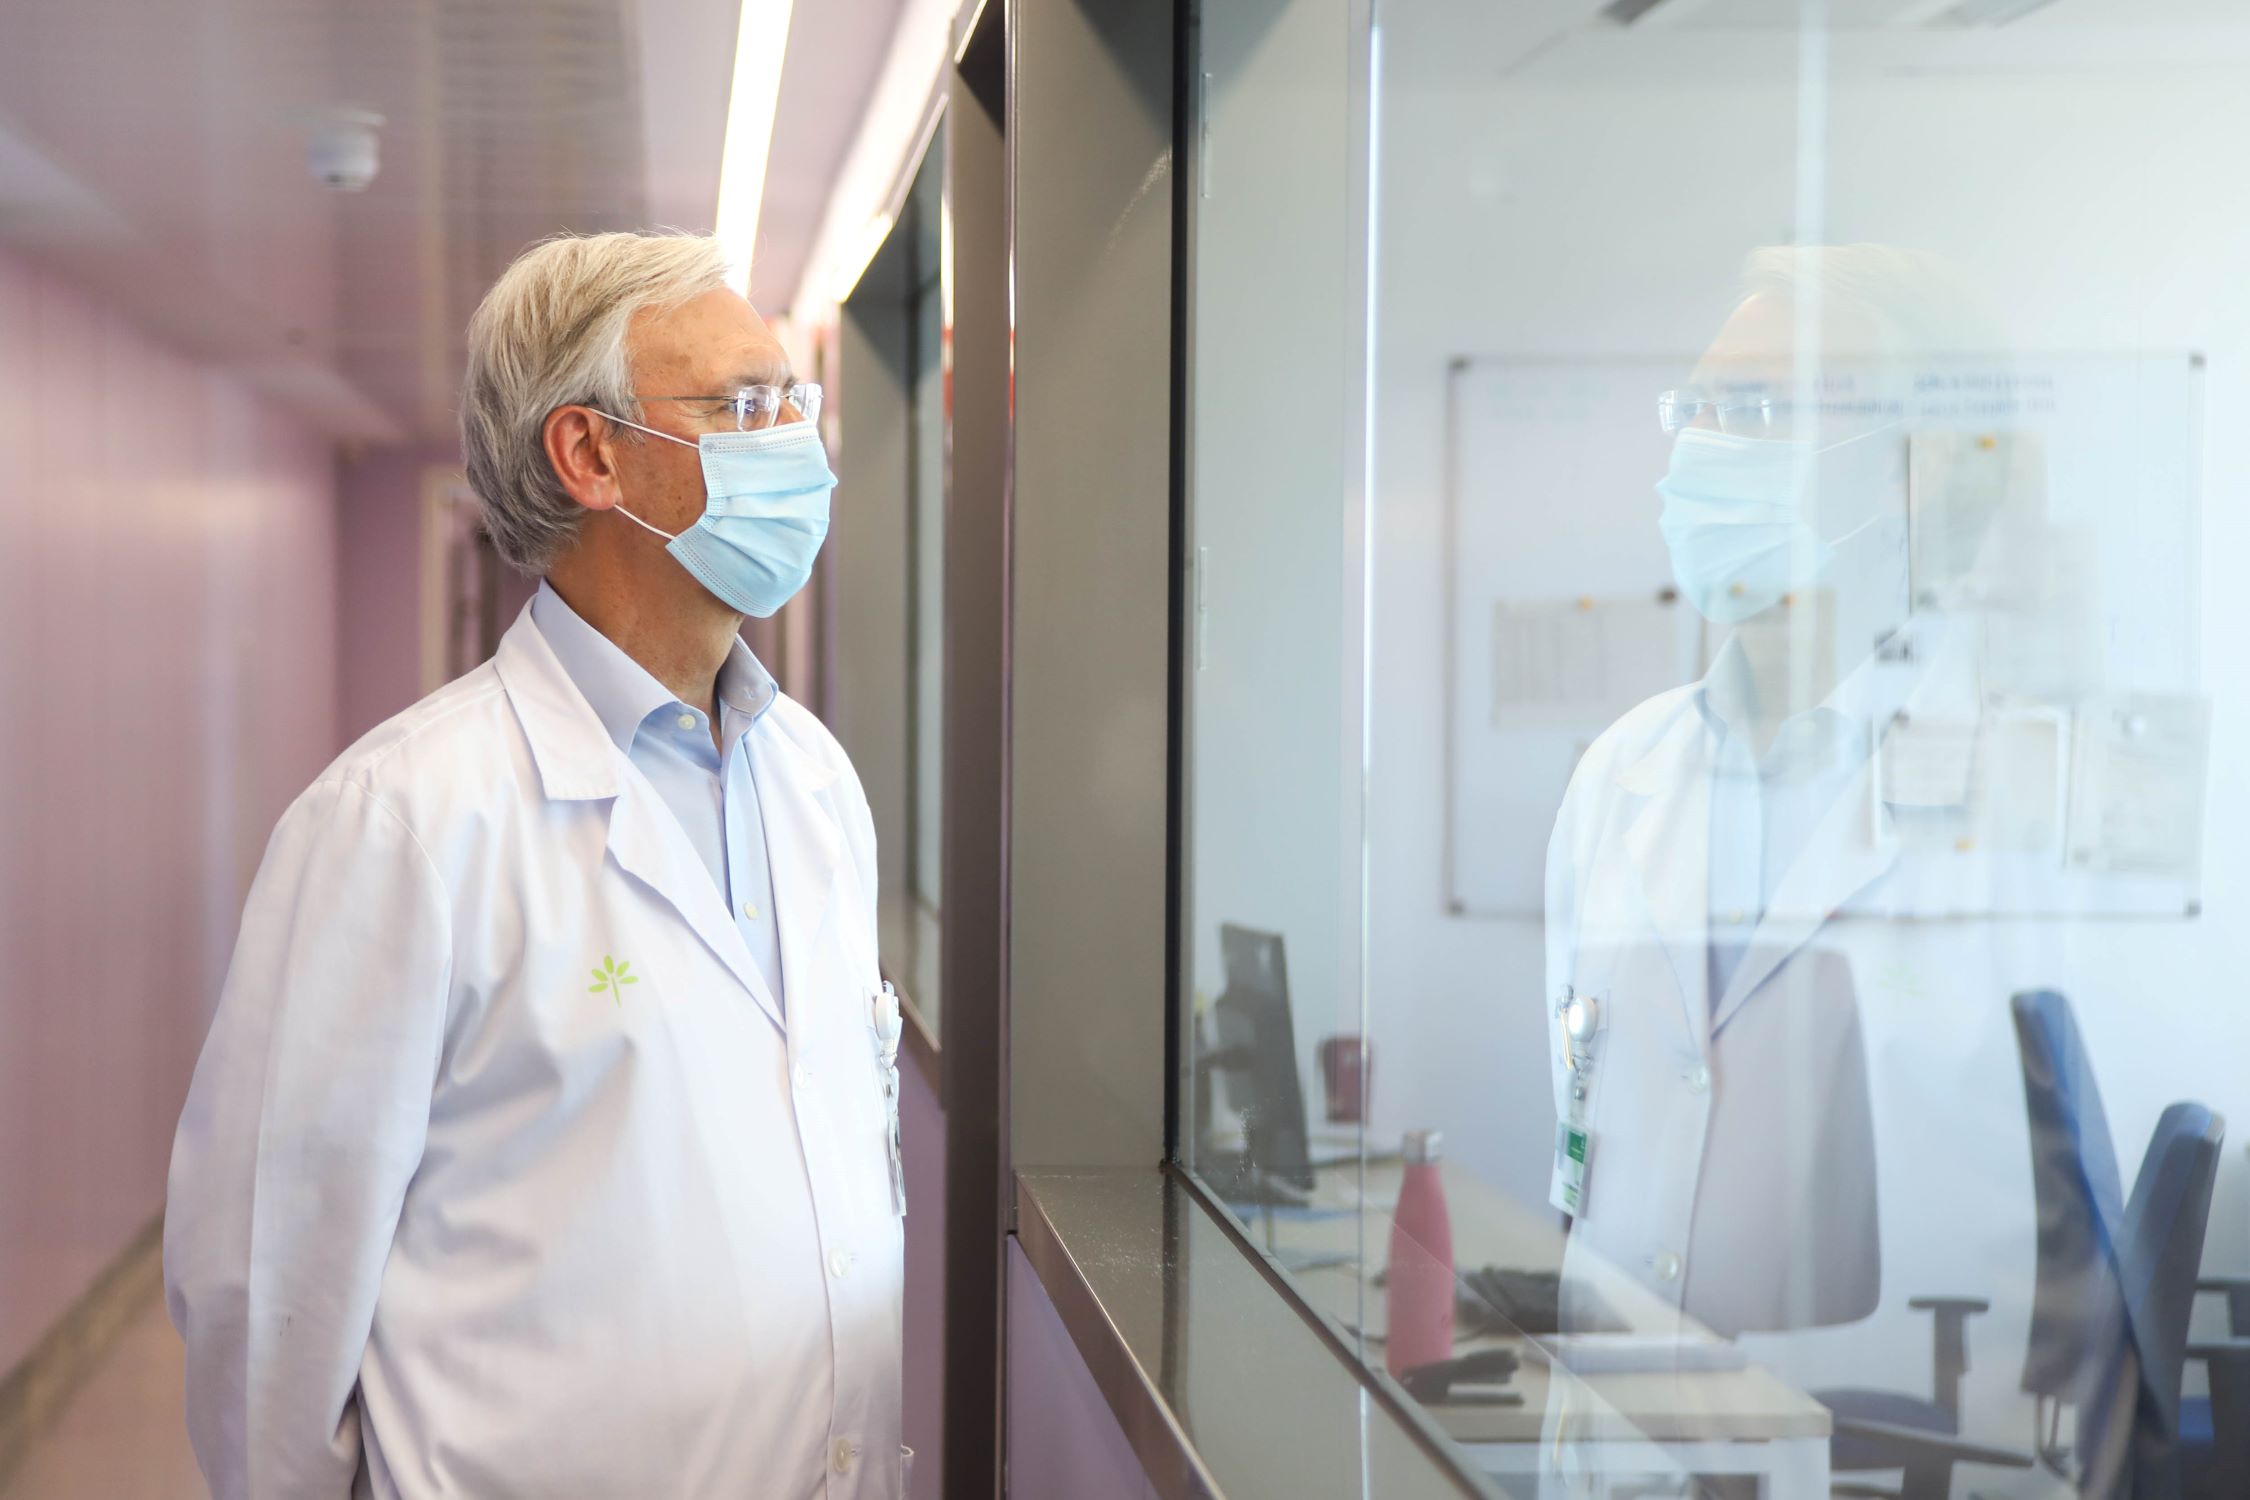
[1698,637,1873,1003]
[532,582,787,1011]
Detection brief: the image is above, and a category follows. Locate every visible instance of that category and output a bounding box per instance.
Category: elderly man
[165,232,903,1498]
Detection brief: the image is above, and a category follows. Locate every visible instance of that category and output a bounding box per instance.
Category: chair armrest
[2186,1339,2250,1363]
[1830,1417,2035,1471]
[2199,1277,2250,1335]
[1905,1296,1989,1419]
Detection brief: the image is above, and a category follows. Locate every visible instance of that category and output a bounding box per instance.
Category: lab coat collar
[494,606,625,802]
[1608,612,1980,1042]
[1615,708,1716,1053]
[603,773,788,1035]
[1710,613,1983,1031]
[495,605,841,1038]
[748,723,845,1021]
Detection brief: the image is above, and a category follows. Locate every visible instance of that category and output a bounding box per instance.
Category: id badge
[1548,1117,1592,1217]
[1549,985,1599,1217]
[872,984,907,1217]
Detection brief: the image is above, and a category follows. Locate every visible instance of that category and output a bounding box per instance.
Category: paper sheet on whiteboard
[1492,598,1685,728]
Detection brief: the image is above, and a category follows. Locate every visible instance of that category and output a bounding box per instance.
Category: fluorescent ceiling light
[714,0,797,295]
[789,0,955,326]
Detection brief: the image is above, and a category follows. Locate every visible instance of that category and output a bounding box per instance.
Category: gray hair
[1739,242,2006,362]
[462,231,731,572]
[1741,244,2026,584]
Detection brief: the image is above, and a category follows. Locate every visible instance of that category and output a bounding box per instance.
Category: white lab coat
[165,608,904,1500]
[1541,617,2091,1473]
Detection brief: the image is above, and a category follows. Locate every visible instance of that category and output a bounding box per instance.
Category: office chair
[2185,1143,2250,1499]
[1826,1092,2223,1500]
[1992,990,2234,1500]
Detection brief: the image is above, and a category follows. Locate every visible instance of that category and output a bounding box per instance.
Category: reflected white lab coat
[1541,618,2070,1452]
[165,609,903,1500]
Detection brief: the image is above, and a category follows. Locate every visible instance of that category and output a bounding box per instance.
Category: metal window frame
[939,1,1013,1494]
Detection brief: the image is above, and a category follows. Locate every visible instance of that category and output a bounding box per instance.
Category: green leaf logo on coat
[589,955,641,1006]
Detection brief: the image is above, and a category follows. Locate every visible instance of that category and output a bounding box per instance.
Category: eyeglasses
[1657,389,1901,438]
[636,383,824,431]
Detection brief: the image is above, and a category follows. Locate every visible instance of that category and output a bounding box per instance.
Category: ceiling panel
[0,0,748,443]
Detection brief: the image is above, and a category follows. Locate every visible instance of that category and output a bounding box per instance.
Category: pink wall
[1006,1241,1162,1500]
[336,444,444,745]
[0,250,341,1373]
[899,1056,944,1499]
[336,444,540,746]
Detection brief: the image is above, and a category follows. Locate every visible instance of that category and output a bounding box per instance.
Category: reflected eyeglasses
[1658,389,1903,438]
[635,383,824,431]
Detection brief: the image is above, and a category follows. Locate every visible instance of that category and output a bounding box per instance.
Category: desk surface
[1251,1158,1834,1445]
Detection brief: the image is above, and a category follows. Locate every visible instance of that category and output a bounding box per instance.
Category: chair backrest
[2011,991,2226,1500]
[2106,1101,2225,1500]
[2012,989,2132,1406]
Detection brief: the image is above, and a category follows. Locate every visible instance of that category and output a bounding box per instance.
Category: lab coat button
[794,1063,813,1091]
[832,1438,857,1474]
[1653,1250,1682,1283]
[1686,1065,1711,1094]
[829,1248,851,1278]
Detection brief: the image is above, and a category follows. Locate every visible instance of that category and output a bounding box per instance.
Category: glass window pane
[1186,0,2250,1493]
[835,124,947,1031]
[1181,0,1377,1401]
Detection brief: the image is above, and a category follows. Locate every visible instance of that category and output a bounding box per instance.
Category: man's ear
[544,405,624,513]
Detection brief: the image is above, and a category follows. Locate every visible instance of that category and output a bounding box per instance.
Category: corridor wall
[0,249,340,1372]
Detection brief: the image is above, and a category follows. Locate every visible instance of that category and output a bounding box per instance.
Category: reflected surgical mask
[1655,424,1901,624]
[600,414,837,618]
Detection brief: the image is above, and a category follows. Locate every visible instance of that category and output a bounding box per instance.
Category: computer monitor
[1209,923,1314,1192]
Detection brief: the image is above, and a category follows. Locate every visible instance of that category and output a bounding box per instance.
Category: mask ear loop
[589,407,696,541]
[610,503,679,542]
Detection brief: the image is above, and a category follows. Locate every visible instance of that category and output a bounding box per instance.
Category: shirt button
[1653,1250,1683,1283]
[743,901,760,921]
[1686,1065,1712,1093]
[676,712,698,731]
[832,1438,856,1474]
[829,1248,852,1278]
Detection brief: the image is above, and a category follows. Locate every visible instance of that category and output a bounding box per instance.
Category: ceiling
[0,0,898,445]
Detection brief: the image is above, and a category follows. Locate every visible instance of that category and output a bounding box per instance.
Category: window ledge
[1013,1167,1486,1500]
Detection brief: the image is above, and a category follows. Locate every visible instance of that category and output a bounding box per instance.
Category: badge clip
[874,983,907,1217]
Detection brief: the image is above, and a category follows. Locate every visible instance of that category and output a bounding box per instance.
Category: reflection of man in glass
[1542,246,2058,1476]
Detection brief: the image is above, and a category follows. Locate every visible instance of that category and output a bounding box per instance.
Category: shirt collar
[1696,630,1886,781]
[531,581,778,756]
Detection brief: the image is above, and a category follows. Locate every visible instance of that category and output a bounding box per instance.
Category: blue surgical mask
[600,414,837,618]
[1656,425,1899,624]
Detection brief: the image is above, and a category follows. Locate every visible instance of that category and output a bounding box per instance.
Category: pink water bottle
[1386,1128,1455,1379]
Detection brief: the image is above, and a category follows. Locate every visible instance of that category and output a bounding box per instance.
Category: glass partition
[1184,2,2250,1495]
[834,124,948,1031]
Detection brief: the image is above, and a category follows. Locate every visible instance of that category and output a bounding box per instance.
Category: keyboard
[1457,1266,1625,1338]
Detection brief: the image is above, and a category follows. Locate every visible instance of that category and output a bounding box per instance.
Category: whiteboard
[1442,352,2205,918]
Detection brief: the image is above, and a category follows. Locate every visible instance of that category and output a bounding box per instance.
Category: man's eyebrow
[717,364,794,390]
